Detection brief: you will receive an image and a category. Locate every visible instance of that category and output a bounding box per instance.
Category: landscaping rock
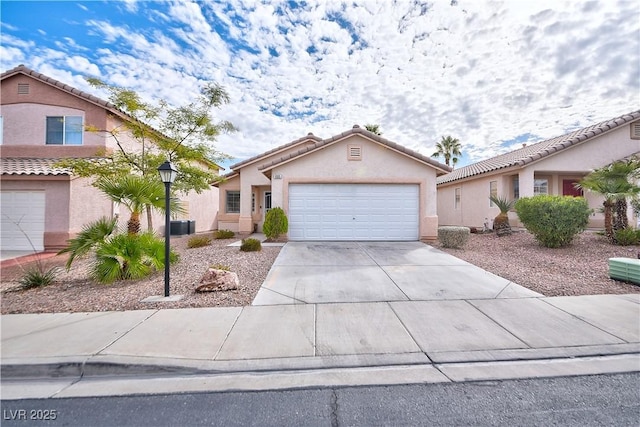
[195,268,239,292]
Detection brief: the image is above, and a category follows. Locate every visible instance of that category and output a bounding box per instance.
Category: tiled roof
[437,109,640,185]
[1,158,71,176]
[230,133,323,170]
[258,126,452,173]
[1,65,133,123]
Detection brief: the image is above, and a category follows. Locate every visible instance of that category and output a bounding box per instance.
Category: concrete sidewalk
[2,294,639,399]
[2,241,639,399]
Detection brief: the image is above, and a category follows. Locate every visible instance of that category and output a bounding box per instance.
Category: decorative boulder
[195,268,239,292]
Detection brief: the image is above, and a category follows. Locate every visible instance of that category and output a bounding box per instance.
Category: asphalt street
[2,373,639,426]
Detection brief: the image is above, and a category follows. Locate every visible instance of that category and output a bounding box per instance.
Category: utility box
[170,220,189,236]
[609,258,640,284]
[188,220,196,235]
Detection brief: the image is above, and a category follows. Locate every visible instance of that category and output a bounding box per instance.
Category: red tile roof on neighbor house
[1,158,71,176]
[257,125,453,174]
[437,109,640,185]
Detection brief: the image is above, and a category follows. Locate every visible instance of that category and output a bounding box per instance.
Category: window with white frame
[489,181,497,206]
[46,116,83,145]
[226,191,240,213]
[534,178,548,195]
[454,187,461,209]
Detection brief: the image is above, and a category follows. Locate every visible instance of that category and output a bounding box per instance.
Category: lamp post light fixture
[158,160,177,297]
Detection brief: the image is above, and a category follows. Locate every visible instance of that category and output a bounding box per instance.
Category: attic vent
[631,122,640,140]
[17,83,29,94]
[348,145,362,161]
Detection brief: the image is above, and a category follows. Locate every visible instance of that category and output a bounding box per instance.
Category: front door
[263,191,272,221]
[563,180,583,197]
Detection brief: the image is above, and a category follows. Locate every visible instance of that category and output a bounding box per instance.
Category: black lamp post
[158,160,177,297]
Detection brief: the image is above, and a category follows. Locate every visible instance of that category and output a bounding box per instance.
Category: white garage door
[288,184,419,241]
[1,191,46,251]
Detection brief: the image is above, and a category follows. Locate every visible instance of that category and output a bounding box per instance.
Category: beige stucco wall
[437,123,640,229]
[269,135,440,241]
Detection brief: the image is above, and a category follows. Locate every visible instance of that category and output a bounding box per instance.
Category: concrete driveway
[252,241,541,305]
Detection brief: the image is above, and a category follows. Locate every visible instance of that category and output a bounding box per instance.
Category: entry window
[534,179,548,195]
[513,176,519,200]
[226,191,240,213]
[454,187,461,209]
[264,191,272,213]
[251,192,256,212]
[46,116,83,145]
[489,181,497,207]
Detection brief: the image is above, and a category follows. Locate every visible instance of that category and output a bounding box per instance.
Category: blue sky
[2,0,639,168]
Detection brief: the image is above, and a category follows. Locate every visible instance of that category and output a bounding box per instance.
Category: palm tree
[432,135,462,167]
[96,175,183,234]
[489,195,515,236]
[364,124,382,135]
[577,158,640,241]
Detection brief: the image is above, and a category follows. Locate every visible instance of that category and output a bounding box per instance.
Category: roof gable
[437,109,640,185]
[229,133,323,170]
[258,125,452,174]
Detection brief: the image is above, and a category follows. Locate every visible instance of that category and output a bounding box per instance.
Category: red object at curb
[0,252,59,269]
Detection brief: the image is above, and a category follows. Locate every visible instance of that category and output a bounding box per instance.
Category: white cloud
[2,0,638,166]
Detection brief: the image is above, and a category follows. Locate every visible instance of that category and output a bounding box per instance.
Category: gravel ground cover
[1,235,280,314]
[1,230,638,314]
[438,230,640,297]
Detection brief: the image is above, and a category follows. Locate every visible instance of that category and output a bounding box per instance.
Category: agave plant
[489,195,515,237]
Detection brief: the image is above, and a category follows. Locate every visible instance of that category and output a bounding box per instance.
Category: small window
[264,191,272,213]
[489,181,497,207]
[513,176,520,200]
[46,116,83,145]
[251,192,256,212]
[226,191,240,213]
[534,179,548,195]
[348,144,362,160]
[454,187,461,209]
[17,83,29,94]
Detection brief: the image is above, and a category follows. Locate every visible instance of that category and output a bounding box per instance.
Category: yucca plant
[19,267,59,289]
[489,195,515,236]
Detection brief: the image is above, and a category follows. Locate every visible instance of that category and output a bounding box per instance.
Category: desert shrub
[240,238,262,252]
[210,263,231,271]
[91,232,178,283]
[187,235,212,248]
[214,229,235,239]
[515,195,591,248]
[263,207,288,239]
[614,228,640,246]
[19,267,59,289]
[59,217,118,270]
[438,226,470,248]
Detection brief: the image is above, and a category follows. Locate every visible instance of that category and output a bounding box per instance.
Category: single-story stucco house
[0,65,220,251]
[216,126,452,241]
[437,109,640,230]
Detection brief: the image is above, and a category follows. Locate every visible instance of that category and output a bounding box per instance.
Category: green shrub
[515,195,591,248]
[91,232,178,283]
[214,229,235,239]
[438,226,470,248]
[187,235,212,248]
[19,267,59,289]
[263,207,288,239]
[614,228,640,246]
[240,238,262,252]
[59,217,118,270]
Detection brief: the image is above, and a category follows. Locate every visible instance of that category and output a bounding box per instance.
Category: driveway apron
[252,241,540,305]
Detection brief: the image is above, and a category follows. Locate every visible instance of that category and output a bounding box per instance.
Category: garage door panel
[1,191,46,251]
[289,184,419,241]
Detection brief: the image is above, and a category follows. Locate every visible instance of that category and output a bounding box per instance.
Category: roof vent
[631,122,640,140]
[17,83,29,94]
[348,144,362,161]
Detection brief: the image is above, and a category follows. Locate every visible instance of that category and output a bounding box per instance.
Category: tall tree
[364,124,382,135]
[431,135,462,167]
[577,157,640,241]
[57,79,236,230]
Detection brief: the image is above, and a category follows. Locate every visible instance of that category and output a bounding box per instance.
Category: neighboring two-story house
[437,110,640,230]
[0,65,219,252]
